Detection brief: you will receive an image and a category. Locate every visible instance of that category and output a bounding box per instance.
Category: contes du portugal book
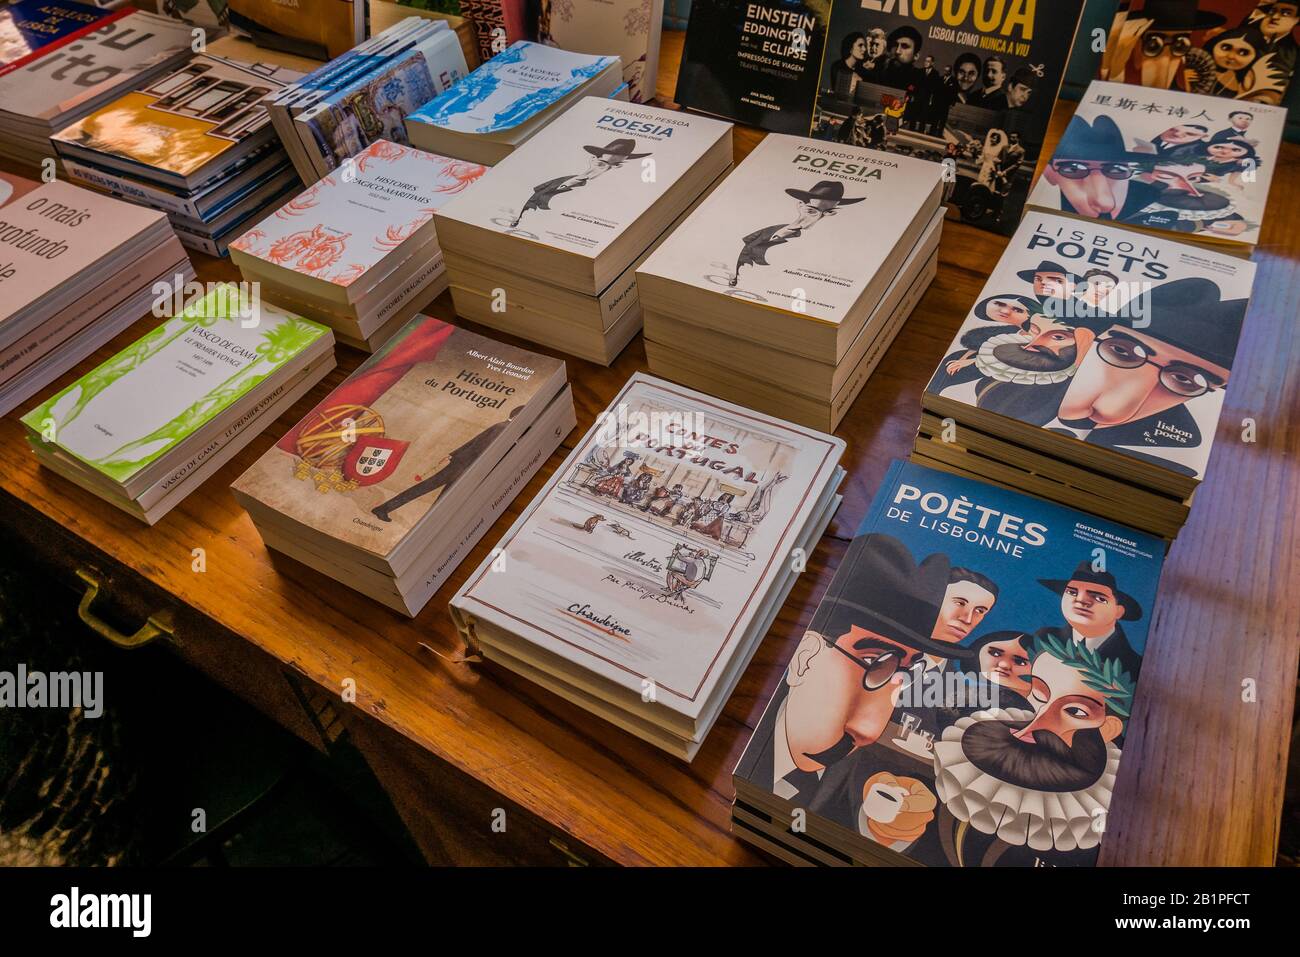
[1026,79,1286,249]
[450,372,846,759]
[231,316,573,616]
[809,0,1085,235]
[918,209,1254,537]
[733,458,1165,867]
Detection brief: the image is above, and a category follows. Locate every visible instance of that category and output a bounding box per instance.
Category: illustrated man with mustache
[930,632,1136,861]
[751,534,968,816]
[727,180,864,288]
[1050,276,1247,474]
[509,137,650,228]
[1128,149,1251,238]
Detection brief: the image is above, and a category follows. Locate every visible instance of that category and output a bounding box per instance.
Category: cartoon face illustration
[987,296,1033,326]
[1227,111,1254,132]
[1148,159,1210,193]
[978,634,1033,696]
[1058,328,1228,429]
[1013,649,1125,748]
[1032,270,1070,300]
[1207,141,1250,163]
[1079,270,1118,306]
[983,320,1087,376]
[1044,159,1138,219]
[784,626,918,771]
[1211,32,1261,71]
[1261,3,1300,41]
[1156,124,1206,146]
[1139,30,1195,89]
[931,571,997,644]
[1059,579,1127,637]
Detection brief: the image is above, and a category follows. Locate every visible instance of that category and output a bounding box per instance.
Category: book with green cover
[22,284,331,486]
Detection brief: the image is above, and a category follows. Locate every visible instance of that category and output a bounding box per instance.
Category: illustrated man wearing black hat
[727,180,864,287]
[1125,0,1227,90]
[1041,114,1163,222]
[749,533,967,818]
[509,137,651,228]
[1033,560,1145,682]
[1053,276,1246,474]
[1017,259,1081,307]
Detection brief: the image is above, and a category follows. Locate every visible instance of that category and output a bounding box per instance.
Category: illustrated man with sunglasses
[754,534,967,810]
[1051,276,1247,474]
[1041,115,1164,222]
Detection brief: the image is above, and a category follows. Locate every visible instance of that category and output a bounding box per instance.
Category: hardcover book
[51,54,300,185]
[922,210,1255,485]
[21,285,331,485]
[450,372,846,725]
[1026,79,1286,247]
[1100,0,1300,107]
[809,0,1085,235]
[534,0,665,104]
[636,132,943,330]
[405,41,619,137]
[733,458,1166,867]
[231,316,567,563]
[675,0,830,134]
[230,140,487,301]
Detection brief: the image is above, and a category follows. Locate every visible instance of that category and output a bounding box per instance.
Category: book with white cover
[450,372,845,725]
[1026,80,1285,249]
[536,0,665,105]
[434,96,731,291]
[922,210,1255,491]
[636,133,943,360]
[230,140,487,304]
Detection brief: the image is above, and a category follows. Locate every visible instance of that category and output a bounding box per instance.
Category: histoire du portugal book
[810,0,1084,235]
[733,458,1165,867]
[922,210,1255,495]
[450,372,846,758]
[1026,79,1286,249]
[230,317,569,584]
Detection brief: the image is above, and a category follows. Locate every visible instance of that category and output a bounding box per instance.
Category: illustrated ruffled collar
[974,332,1078,386]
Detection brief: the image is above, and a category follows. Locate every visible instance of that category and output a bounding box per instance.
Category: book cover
[0,10,194,123]
[923,210,1255,482]
[21,284,329,484]
[1101,0,1299,106]
[1026,79,1286,246]
[231,140,486,287]
[0,179,168,325]
[52,55,300,179]
[460,0,529,62]
[452,372,845,719]
[405,40,618,136]
[0,0,123,74]
[227,0,364,60]
[230,316,565,558]
[434,97,729,257]
[534,0,664,104]
[637,132,941,325]
[734,458,1165,867]
[675,0,830,135]
[809,0,1085,235]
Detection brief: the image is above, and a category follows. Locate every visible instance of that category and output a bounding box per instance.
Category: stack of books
[450,373,846,760]
[0,1,194,168]
[404,41,623,166]
[232,316,574,617]
[51,54,302,257]
[1027,81,1287,252]
[21,285,335,525]
[732,459,1165,867]
[915,212,1255,540]
[267,16,469,185]
[433,97,732,365]
[636,134,946,431]
[230,139,487,353]
[0,179,192,416]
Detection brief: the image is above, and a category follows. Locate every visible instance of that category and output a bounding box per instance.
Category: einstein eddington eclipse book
[733,458,1166,867]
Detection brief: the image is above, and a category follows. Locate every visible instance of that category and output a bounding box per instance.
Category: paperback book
[1026,79,1286,248]
[449,372,846,758]
[808,0,1085,235]
[733,458,1165,867]
[533,0,665,104]
[922,210,1255,495]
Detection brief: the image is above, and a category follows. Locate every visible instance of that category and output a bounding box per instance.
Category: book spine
[60,159,202,219]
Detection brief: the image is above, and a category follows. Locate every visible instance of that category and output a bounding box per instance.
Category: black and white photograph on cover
[809,1,1084,234]
[501,137,653,233]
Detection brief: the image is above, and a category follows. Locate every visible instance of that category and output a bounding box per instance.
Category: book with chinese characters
[733,458,1165,867]
[22,284,334,523]
[449,372,846,758]
[1027,79,1286,249]
[404,41,623,165]
[917,210,1254,536]
[231,316,572,615]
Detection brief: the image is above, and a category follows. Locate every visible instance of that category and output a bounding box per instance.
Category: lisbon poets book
[450,373,846,759]
[733,459,1166,867]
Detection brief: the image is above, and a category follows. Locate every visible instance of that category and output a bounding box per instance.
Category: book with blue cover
[734,458,1166,867]
[0,0,122,74]
[405,40,623,165]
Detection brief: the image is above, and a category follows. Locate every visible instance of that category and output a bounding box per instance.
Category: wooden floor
[0,31,1297,865]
